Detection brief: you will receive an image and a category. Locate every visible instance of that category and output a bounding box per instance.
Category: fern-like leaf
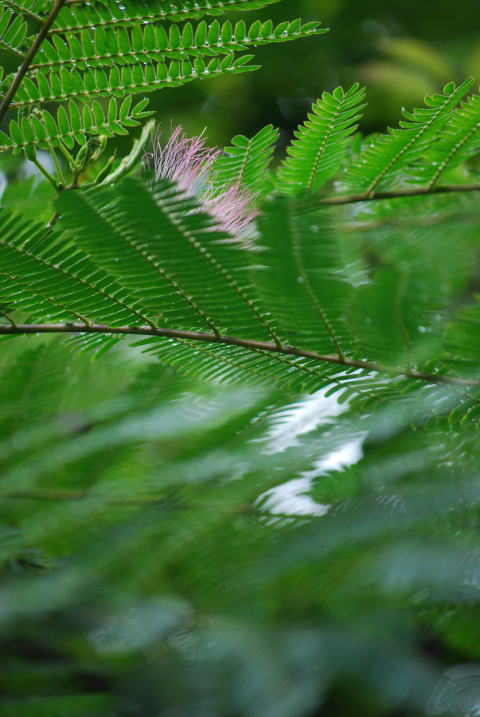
[134,334,344,393]
[408,90,480,188]
[56,179,281,343]
[0,5,30,57]
[342,78,474,195]
[31,19,326,73]
[252,196,353,356]
[3,0,46,22]
[277,84,366,195]
[50,0,285,35]
[0,97,153,154]
[7,55,259,108]
[211,124,279,195]
[0,212,153,327]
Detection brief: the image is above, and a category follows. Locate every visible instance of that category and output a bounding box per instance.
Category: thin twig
[4,489,167,505]
[0,0,67,125]
[31,156,61,190]
[2,490,311,521]
[0,322,477,387]
[312,183,480,208]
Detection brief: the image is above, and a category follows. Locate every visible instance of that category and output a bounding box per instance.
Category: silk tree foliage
[1,1,480,716]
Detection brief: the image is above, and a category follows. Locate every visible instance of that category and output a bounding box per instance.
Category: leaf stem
[50,147,67,186]
[2,489,312,520]
[31,156,61,190]
[0,322,477,387]
[313,183,480,208]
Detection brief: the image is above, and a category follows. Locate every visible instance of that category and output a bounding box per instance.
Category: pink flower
[152,127,258,240]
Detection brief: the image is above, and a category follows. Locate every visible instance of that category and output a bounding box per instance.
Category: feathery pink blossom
[203,181,258,238]
[152,126,258,239]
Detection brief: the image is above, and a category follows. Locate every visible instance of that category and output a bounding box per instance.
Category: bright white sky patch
[262,390,364,517]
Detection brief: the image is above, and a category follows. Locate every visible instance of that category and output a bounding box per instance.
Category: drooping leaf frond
[57,178,282,343]
[0,167,477,403]
[0,210,153,327]
[134,335,343,393]
[252,196,353,356]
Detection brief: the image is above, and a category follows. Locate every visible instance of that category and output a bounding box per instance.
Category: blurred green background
[147,0,480,148]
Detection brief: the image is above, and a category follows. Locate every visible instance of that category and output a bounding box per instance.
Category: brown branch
[0,0,67,125]
[0,322,477,387]
[3,490,310,520]
[3,489,165,505]
[315,183,480,208]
